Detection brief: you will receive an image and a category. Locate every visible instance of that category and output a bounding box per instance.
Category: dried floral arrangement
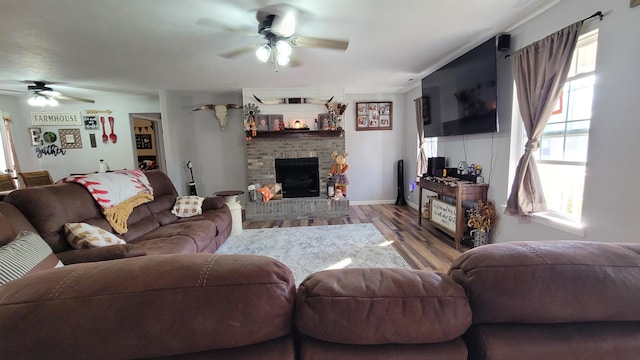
[467,200,497,233]
[326,101,348,128]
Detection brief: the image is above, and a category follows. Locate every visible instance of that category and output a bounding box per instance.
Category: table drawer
[421,179,457,198]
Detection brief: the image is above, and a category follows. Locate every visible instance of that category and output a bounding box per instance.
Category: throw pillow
[64,222,126,249]
[0,231,64,285]
[171,196,205,217]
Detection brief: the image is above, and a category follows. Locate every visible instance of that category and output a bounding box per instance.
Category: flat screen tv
[421,37,498,137]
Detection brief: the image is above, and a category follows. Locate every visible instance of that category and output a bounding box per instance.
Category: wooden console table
[418,177,488,249]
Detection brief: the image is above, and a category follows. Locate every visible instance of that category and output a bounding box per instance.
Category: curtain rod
[581,11,603,23]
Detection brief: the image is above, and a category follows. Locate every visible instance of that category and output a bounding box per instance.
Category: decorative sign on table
[30,112,82,126]
[430,198,457,233]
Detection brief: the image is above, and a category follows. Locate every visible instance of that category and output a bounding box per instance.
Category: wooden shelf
[249,129,343,139]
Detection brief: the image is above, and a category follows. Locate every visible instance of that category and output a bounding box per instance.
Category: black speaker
[395,159,407,206]
[498,34,511,52]
[427,157,445,176]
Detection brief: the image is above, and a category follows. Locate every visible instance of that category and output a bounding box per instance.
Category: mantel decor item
[355,101,392,131]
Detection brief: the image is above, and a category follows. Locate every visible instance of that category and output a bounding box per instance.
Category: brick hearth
[245,133,348,220]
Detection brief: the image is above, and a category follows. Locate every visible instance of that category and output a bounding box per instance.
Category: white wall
[159,90,245,197]
[345,93,408,204]
[1,91,159,182]
[404,0,640,243]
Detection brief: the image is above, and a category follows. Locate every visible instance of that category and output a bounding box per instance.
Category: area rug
[216,223,410,285]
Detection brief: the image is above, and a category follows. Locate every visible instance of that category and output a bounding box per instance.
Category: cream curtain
[414,97,428,181]
[506,21,583,216]
[2,114,23,189]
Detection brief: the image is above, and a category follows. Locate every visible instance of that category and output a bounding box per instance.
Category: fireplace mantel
[250,129,342,139]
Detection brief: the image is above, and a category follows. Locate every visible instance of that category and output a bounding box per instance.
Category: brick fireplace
[245,132,348,220]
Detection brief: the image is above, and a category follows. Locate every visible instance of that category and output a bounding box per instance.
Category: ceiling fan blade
[219,44,259,59]
[290,36,349,51]
[196,18,257,37]
[0,88,28,94]
[269,9,297,37]
[53,94,95,103]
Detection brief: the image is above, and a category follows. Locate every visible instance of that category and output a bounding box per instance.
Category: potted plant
[467,200,497,247]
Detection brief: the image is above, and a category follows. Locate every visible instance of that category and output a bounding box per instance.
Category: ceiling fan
[218,5,349,69]
[0,81,95,106]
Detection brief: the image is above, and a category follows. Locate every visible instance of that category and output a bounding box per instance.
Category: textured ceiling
[0,0,561,99]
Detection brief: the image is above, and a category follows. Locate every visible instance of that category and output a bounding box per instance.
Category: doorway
[130,113,166,173]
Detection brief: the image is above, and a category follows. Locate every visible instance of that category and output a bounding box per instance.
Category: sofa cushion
[56,244,147,265]
[136,220,217,253]
[0,231,63,285]
[448,241,640,324]
[64,223,126,249]
[5,183,102,253]
[131,235,198,255]
[171,196,205,217]
[295,268,472,345]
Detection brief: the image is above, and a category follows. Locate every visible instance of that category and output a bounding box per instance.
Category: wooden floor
[242,204,468,273]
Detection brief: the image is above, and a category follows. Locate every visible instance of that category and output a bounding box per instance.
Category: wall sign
[135,134,152,149]
[430,198,457,233]
[30,112,81,126]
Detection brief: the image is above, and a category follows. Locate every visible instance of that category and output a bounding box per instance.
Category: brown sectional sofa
[4,170,232,264]
[2,190,640,358]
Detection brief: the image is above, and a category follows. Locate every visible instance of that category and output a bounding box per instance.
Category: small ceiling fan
[218,5,349,69]
[0,81,95,106]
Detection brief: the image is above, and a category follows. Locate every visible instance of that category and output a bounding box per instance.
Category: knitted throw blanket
[63,170,154,234]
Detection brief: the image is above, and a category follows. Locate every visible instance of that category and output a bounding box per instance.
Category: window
[529,29,599,222]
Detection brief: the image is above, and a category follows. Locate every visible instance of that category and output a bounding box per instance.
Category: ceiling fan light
[47,97,59,106]
[275,40,292,57]
[255,44,271,62]
[277,54,290,66]
[27,96,39,106]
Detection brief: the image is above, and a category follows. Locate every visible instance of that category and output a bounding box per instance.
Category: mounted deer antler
[193,104,240,130]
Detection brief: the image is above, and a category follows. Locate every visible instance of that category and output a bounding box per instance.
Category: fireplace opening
[275,157,320,198]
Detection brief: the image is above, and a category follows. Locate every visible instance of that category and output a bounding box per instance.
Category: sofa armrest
[202,196,226,211]
[55,244,147,264]
[0,254,295,359]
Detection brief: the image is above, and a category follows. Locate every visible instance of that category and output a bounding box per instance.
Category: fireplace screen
[275,157,320,198]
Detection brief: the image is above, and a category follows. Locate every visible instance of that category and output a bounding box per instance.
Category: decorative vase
[471,230,490,247]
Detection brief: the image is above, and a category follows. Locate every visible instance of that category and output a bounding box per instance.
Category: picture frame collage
[356,101,393,131]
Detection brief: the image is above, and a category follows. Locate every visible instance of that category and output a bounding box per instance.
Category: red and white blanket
[63,170,154,234]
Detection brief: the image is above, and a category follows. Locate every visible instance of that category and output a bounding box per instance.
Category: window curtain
[414,97,427,182]
[506,21,583,216]
[2,114,23,189]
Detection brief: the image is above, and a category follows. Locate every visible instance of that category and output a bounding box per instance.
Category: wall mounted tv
[421,37,498,137]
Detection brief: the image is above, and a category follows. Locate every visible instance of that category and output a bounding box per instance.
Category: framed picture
[58,128,83,149]
[83,115,99,130]
[29,128,43,146]
[355,101,393,131]
[269,114,284,131]
[318,113,330,130]
[135,134,153,149]
[256,114,270,131]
